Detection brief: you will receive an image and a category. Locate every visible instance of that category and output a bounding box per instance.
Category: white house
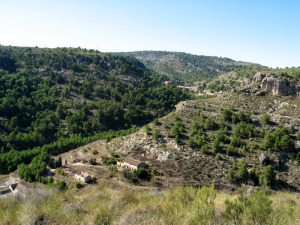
[117,158,148,170]
[74,172,92,183]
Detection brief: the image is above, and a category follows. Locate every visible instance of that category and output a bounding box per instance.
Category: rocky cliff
[251,72,298,96]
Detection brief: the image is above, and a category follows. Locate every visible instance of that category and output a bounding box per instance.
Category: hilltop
[118,51,264,85]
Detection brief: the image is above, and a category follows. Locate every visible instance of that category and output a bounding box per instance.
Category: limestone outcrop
[251,72,298,96]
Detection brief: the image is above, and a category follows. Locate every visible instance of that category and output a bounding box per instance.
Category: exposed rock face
[252,72,297,96]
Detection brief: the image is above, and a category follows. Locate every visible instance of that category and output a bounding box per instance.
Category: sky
[0,0,299,68]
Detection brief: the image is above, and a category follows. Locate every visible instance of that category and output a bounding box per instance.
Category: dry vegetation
[1,180,300,225]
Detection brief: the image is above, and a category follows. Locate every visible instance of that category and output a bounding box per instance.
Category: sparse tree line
[149,106,298,187]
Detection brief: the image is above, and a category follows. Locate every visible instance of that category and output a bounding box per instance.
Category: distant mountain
[117,51,263,84]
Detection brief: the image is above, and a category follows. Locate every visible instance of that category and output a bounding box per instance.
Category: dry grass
[1,181,300,225]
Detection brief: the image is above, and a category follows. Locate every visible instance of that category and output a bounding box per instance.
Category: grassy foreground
[0,181,300,225]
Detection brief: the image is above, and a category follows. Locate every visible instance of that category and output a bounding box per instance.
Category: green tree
[259,165,276,186]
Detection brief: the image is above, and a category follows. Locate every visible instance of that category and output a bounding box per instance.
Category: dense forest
[0,46,190,180]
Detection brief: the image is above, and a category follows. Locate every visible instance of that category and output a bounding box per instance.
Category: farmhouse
[117,158,148,170]
[74,172,92,183]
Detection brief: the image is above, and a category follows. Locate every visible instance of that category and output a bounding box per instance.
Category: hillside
[118,51,264,85]
[0,45,190,179]
[107,90,300,190]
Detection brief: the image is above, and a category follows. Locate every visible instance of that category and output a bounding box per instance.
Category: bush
[236,159,248,182]
[153,129,160,140]
[201,145,208,154]
[102,156,117,166]
[134,168,151,181]
[296,131,300,140]
[230,135,242,148]
[226,144,239,156]
[92,149,98,155]
[187,137,197,148]
[193,185,216,223]
[122,169,138,183]
[296,151,300,164]
[75,182,83,189]
[212,138,221,153]
[144,125,150,135]
[204,116,218,130]
[225,189,272,225]
[259,165,276,186]
[227,167,236,183]
[261,113,270,124]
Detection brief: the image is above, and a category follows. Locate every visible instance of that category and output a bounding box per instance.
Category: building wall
[117,162,137,170]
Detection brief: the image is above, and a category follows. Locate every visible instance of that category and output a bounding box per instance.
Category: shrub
[52,180,67,191]
[75,182,83,189]
[153,129,160,140]
[226,144,239,156]
[187,137,197,148]
[122,169,138,183]
[153,118,160,125]
[201,145,208,154]
[296,151,300,164]
[221,107,233,122]
[236,159,248,182]
[193,185,216,223]
[261,113,270,124]
[296,131,300,140]
[230,135,242,148]
[227,167,236,183]
[134,168,151,181]
[212,138,221,153]
[259,165,276,186]
[144,125,150,135]
[102,156,117,166]
[204,116,218,130]
[92,149,98,155]
[225,189,272,225]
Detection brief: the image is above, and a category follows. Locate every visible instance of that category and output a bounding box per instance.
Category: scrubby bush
[92,149,98,155]
[259,165,276,186]
[225,189,272,225]
[144,125,150,135]
[226,144,239,156]
[204,116,218,130]
[153,129,160,140]
[236,158,248,182]
[102,156,117,165]
[212,138,221,153]
[221,107,233,122]
[201,145,208,154]
[230,135,242,148]
[187,137,197,148]
[134,168,151,181]
[75,182,83,189]
[261,112,270,124]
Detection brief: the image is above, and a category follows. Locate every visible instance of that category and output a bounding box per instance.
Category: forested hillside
[0,46,190,178]
[119,51,264,84]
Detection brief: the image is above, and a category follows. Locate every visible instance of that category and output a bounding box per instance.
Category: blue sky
[0,0,299,68]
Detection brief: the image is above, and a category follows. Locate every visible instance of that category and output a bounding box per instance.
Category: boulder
[259,153,269,165]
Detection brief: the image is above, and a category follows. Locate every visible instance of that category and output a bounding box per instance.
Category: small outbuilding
[117,158,148,170]
[74,172,92,183]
